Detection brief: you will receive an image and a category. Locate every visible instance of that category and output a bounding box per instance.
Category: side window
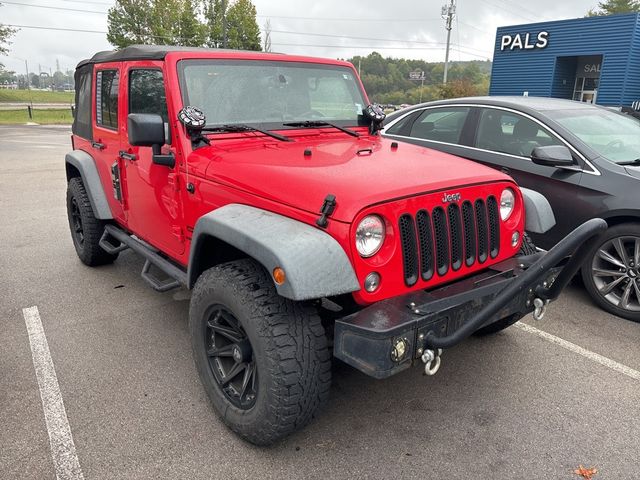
[476,109,562,157]
[385,110,421,136]
[129,69,168,121]
[96,69,119,129]
[72,65,92,139]
[408,107,470,144]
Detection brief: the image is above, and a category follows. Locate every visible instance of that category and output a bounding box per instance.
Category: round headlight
[500,188,515,221]
[356,215,386,257]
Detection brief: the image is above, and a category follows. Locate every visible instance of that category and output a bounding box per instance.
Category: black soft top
[76,44,270,68]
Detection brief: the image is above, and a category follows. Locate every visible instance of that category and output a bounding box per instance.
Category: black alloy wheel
[589,235,640,313]
[189,259,332,445]
[205,305,258,410]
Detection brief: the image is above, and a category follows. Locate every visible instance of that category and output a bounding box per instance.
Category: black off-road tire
[581,223,640,323]
[519,232,538,256]
[189,259,332,445]
[474,233,538,336]
[66,177,118,266]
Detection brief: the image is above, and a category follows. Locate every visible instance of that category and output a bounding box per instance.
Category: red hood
[187,132,513,222]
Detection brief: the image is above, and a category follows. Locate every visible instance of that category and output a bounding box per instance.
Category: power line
[57,0,113,5]
[271,42,490,59]
[488,0,540,21]
[1,1,107,14]
[271,29,450,46]
[477,0,538,22]
[257,14,441,23]
[4,23,492,58]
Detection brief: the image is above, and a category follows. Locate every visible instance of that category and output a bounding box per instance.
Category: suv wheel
[582,223,640,323]
[66,177,118,266]
[189,259,331,445]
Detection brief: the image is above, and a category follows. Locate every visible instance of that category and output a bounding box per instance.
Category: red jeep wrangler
[66,45,605,445]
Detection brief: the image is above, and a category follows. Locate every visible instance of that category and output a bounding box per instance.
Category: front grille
[398,195,501,285]
[398,214,419,286]
[415,210,434,281]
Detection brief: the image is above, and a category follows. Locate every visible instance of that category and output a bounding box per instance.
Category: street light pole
[442,0,456,84]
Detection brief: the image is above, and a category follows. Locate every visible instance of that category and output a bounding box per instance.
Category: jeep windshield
[178,60,367,129]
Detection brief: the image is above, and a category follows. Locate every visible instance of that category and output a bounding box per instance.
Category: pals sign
[500,31,549,51]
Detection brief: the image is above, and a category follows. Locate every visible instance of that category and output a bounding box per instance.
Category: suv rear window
[96,69,119,129]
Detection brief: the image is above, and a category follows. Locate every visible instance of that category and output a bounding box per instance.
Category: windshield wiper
[282,121,360,138]
[202,124,292,142]
[617,158,640,166]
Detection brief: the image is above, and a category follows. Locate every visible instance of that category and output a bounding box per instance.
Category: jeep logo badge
[442,192,461,203]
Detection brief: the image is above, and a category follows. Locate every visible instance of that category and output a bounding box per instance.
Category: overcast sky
[1,0,597,75]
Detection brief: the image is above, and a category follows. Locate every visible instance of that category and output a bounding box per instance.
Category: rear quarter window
[96,69,119,129]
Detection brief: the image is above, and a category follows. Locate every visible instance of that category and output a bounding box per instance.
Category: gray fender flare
[521,187,555,234]
[187,204,360,300]
[65,150,112,219]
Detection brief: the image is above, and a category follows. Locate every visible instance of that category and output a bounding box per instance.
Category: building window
[96,69,119,129]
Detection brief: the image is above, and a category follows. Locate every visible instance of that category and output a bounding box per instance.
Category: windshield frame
[176,58,370,130]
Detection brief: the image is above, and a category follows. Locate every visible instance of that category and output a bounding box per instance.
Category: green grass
[0,108,73,124]
[0,89,74,103]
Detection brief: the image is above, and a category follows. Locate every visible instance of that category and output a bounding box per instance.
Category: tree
[587,0,640,16]
[1,3,17,55]
[107,0,154,47]
[29,72,40,88]
[176,0,205,46]
[0,64,16,84]
[204,0,261,50]
[263,19,272,52]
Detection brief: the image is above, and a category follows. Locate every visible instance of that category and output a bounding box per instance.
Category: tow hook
[421,348,443,376]
[532,298,549,320]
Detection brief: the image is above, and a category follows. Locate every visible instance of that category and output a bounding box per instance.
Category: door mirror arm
[151,145,175,168]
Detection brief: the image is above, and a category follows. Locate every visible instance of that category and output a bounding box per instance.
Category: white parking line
[22,306,84,480]
[515,321,640,381]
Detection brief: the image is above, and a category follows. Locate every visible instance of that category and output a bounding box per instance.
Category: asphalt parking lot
[1,125,639,479]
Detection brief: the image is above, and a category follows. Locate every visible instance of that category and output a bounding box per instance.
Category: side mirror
[127,113,175,168]
[531,145,576,168]
[128,113,165,147]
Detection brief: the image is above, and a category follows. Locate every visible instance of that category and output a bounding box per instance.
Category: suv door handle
[91,141,105,150]
[119,151,137,161]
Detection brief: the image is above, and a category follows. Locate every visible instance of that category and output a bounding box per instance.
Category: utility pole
[441,0,456,84]
[24,60,29,90]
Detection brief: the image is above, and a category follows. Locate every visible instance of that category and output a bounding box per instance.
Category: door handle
[91,141,105,150]
[119,151,137,161]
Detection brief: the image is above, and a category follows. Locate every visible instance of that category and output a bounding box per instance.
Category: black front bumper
[333,218,607,379]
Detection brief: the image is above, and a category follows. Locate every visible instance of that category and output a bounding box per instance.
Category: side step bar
[99,225,188,292]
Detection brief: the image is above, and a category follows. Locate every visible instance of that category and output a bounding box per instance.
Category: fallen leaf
[574,465,598,479]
